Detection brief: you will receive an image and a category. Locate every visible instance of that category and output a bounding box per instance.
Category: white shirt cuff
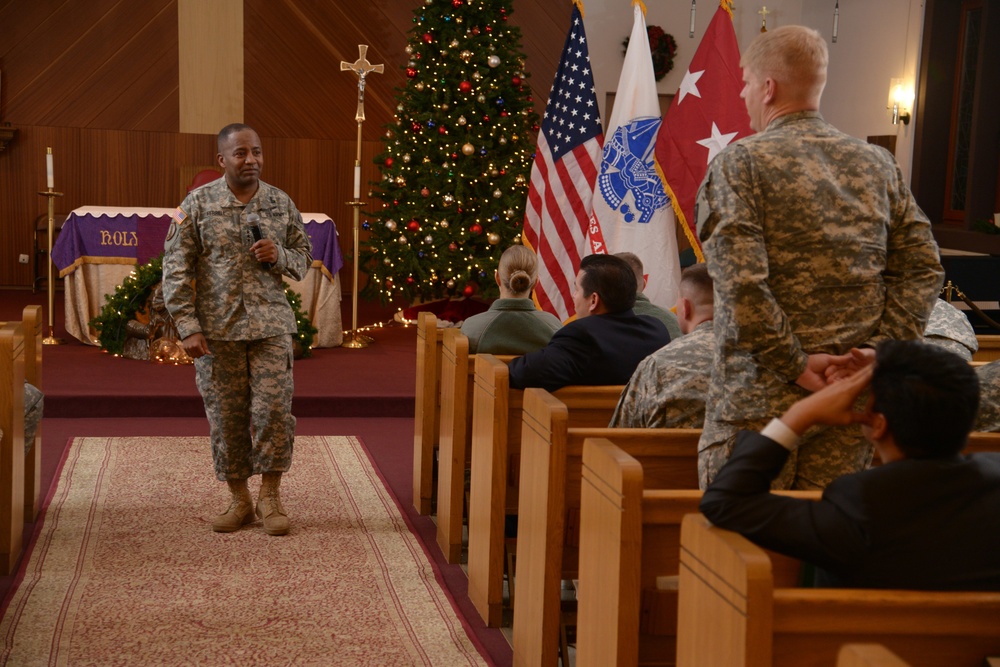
[761,418,801,451]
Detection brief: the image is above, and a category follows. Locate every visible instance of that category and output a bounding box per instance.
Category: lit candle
[46,147,54,189]
[353,164,361,199]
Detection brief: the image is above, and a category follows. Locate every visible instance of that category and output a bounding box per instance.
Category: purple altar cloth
[52,206,342,278]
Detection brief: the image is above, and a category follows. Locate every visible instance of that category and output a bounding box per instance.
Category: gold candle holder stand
[37,187,65,345]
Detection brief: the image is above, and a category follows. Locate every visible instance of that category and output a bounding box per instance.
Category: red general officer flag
[654,0,754,259]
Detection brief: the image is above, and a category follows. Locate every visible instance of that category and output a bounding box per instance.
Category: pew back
[837,644,912,667]
[974,334,1000,362]
[677,513,1000,667]
[413,312,444,515]
[0,321,26,575]
[513,388,701,667]
[21,306,43,522]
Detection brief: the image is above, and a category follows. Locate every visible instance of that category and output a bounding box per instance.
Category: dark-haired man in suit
[701,340,1000,590]
[508,254,670,392]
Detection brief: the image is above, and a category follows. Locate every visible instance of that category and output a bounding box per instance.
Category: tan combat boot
[212,479,255,532]
[256,472,290,536]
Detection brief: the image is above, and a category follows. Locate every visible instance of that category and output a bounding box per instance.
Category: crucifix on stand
[758,6,770,32]
[340,45,383,349]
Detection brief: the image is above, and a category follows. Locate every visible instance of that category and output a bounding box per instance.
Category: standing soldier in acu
[162,123,313,536]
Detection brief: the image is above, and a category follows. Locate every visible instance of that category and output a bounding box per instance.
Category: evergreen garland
[89,255,317,358]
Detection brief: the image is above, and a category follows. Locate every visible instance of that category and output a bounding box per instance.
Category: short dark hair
[218,123,257,151]
[679,263,713,308]
[579,254,636,314]
[871,340,979,458]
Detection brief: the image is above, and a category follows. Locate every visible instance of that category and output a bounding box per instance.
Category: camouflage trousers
[698,417,874,491]
[194,335,296,481]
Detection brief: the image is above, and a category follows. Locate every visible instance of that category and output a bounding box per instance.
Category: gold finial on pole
[340,45,384,349]
[758,5,770,32]
[39,146,65,345]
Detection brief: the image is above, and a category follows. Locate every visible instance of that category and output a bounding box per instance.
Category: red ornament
[421,187,430,197]
[411,121,421,132]
[459,80,473,93]
[393,200,399,206]
[512,76,521,86]
[471,27,480,35]
[452,0,463,6]
[470,223,483,235]
[500,111,508,117]
[406,220,420,231]
[385,157,394,167]
[438,126,447,134]
[448,242,458,251]
[482,115,490,122]
[406,276,416,284]
[406,67,417,78]
[385,277,393,287]
[422,32,433,43]
[485,25,492,33]
[463,284,475,297]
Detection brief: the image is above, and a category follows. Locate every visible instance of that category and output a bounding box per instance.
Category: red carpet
[0,288,514,666]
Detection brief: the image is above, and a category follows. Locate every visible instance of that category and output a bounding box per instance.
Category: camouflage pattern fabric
[162,178,312,479]
[696,110,944,489]
[609,320,713,428]
[196,336,295,480]
[24,382,43,453]
[923,299,978,361]
[162,178,312,341]
[975,360,1000,433]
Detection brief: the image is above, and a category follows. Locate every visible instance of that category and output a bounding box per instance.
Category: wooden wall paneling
[508,1,572,119]
[4,0,177,130]
[178,0,243,134]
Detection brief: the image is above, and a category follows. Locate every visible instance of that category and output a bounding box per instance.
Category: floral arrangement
[89,255,316,358]
[623,25,678,82]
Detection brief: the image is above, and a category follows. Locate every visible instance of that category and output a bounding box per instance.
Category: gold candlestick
[37,186,65,345]
[340,45,384,349]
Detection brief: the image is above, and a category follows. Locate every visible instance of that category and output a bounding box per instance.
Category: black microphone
[246,213,273,270]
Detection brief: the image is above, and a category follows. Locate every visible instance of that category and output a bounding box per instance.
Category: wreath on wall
[89,255,317,358]
[623,25,678,82]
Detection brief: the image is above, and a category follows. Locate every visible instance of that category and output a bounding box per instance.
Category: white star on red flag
[653,3,754,259]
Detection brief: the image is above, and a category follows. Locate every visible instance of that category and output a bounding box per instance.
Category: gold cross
[340,45,384,122]
[758,5,770,32]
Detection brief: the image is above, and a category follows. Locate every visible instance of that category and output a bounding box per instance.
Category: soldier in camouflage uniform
[975,361,1000,432]
[696,26,944,490]
[610,263,714,429]
[923,298,978,360]
[162,123,312,535]
[615,252,683,340]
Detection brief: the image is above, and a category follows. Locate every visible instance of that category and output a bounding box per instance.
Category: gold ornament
[415,82,425,91]
[442,194,455,206]
[460,50,472,62]
[515,174,526,185]
[462,143,475,155]
[405,45,414,54]
[498,136,507,145]
[439,219,449,228]
[383,257,392,265]
[457,115,467,126]
[487,232,501,245]
[447,279,455,288]
[490,168,499,177]
[402,153,411,163]
[385,220,397,231]
[450,39,460,48]
[424,234,434,243]
[477,94,486,103]
[493,189,502,198]
[472,71,482,81]
[395,176,406,185]
[398,235,408,244]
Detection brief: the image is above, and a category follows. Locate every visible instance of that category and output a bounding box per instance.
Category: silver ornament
[385,220,397,231]
[487,55,501,68]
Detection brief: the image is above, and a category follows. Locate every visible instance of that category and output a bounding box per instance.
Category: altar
[51,206,344,348]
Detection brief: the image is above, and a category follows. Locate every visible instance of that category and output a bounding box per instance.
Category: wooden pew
[973,334,1000,362]
[837,645,912,667]
[466,354,624,628]
[512,389,702,667]
[20,306,43,522]
[575,439,818,667]
[0,320,26,575]
[677,513,1000,667]
[434,328,514,563]
[413,311,444,515]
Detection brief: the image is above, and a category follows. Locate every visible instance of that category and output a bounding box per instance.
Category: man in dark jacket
[701,340,1000,590]
[508,254,670,391]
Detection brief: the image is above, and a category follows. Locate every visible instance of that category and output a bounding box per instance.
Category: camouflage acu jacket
[696,110,944,422]
[162,178,313,341]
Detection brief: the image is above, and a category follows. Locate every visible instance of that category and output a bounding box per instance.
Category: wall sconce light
[888,78,914,125]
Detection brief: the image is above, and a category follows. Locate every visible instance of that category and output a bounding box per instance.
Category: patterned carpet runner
[1,436,487,666]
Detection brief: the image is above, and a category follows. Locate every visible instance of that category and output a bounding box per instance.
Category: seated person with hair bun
[460,245,562,354]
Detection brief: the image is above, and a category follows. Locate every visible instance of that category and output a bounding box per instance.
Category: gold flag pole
[340,45,383,349]
[39,146,65,345]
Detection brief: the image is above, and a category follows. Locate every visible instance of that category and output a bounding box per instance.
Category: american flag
[523,2,603,322]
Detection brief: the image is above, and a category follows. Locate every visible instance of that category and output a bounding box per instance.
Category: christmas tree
[361,0,540,304]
